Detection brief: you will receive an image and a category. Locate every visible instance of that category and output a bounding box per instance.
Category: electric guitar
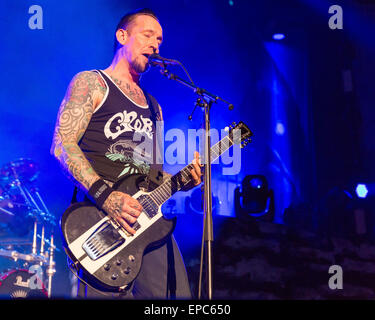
[60,121,253,292]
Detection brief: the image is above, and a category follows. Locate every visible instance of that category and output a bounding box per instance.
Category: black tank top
[78,70,161,183]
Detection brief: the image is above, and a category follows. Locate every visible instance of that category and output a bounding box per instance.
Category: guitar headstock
[226,121,253,148]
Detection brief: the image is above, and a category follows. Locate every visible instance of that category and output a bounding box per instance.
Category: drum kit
[0,158,57,299]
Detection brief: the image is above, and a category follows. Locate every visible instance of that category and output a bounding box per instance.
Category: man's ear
[116,29,128,46]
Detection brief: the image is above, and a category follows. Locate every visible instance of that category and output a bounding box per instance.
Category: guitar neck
[148,134,235,206]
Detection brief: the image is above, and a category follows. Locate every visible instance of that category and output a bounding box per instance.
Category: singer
[51,8,202,299]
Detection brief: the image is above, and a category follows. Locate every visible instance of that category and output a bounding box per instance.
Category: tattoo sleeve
[51,71,106,191]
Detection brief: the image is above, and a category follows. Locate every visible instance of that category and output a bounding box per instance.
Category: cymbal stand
[25,187,39,208]
[32,221,38,255]
[29,188,56,227]
[9,167,33,208]
[30,222,56,297]
[33,188,52,217]
[40,225,45,265]
[12,179,33,209]
[17,185,56,227]
[46,234,56,298]
[30,221,48,264]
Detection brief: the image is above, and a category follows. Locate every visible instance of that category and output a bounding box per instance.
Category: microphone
[148,53,180,67]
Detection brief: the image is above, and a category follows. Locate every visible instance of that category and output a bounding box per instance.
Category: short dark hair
[113,8,159,53]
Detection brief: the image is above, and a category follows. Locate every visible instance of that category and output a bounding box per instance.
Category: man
[51,8,202,299]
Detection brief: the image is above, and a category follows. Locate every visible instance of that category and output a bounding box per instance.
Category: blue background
[0,0,374,297]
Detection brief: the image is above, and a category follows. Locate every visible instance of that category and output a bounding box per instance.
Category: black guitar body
[60,174,176,292]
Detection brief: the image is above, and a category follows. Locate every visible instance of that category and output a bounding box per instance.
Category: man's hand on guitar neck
[181,151,203,191]
[191,151,203,186]
[102,191,143,235]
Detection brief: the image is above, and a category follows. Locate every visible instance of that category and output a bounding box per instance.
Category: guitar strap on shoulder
[144,91,164,191]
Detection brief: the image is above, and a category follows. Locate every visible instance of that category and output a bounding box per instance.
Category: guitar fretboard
[148,134,235,206]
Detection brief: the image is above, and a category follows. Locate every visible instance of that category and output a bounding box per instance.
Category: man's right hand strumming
[102,191,143,235]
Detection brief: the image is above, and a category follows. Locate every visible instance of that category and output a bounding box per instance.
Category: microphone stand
[156,62,233,300]
[201,98,213,300]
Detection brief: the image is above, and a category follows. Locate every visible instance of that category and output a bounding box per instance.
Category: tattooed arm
[51,71,103,190]
[51,71,142,234]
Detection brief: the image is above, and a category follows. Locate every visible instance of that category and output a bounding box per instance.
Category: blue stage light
[273,33,285,40]
[275,121,285,136]
[249,177,264,189]
[356,184,368,198]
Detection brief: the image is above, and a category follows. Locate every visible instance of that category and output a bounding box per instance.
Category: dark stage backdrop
[0,0,373,298]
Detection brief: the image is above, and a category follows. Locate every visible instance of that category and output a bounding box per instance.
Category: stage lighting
[272,33,285,40]
[234,175,274,220]
[275,121,285,136]
[315,186,375,239]
[356,184,368,199]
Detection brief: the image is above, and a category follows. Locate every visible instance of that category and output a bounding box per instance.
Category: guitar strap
[145,92,177,299]
[143,92,164,191]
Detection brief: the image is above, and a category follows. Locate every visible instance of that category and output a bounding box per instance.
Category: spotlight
[356,184,368,199]
[272,33,285,40]
[234,175,274,220]
[275,121,285,136]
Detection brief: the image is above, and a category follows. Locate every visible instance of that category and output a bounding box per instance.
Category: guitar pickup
[82,220,125,261]
[137,195,158,219]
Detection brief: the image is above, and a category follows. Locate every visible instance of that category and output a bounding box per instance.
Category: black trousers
[76,235,192,299]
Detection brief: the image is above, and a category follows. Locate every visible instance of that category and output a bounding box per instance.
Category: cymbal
[0,158,39,184]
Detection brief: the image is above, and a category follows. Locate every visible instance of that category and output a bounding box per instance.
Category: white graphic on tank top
[104,110,153,140]
[105,140,152,178]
